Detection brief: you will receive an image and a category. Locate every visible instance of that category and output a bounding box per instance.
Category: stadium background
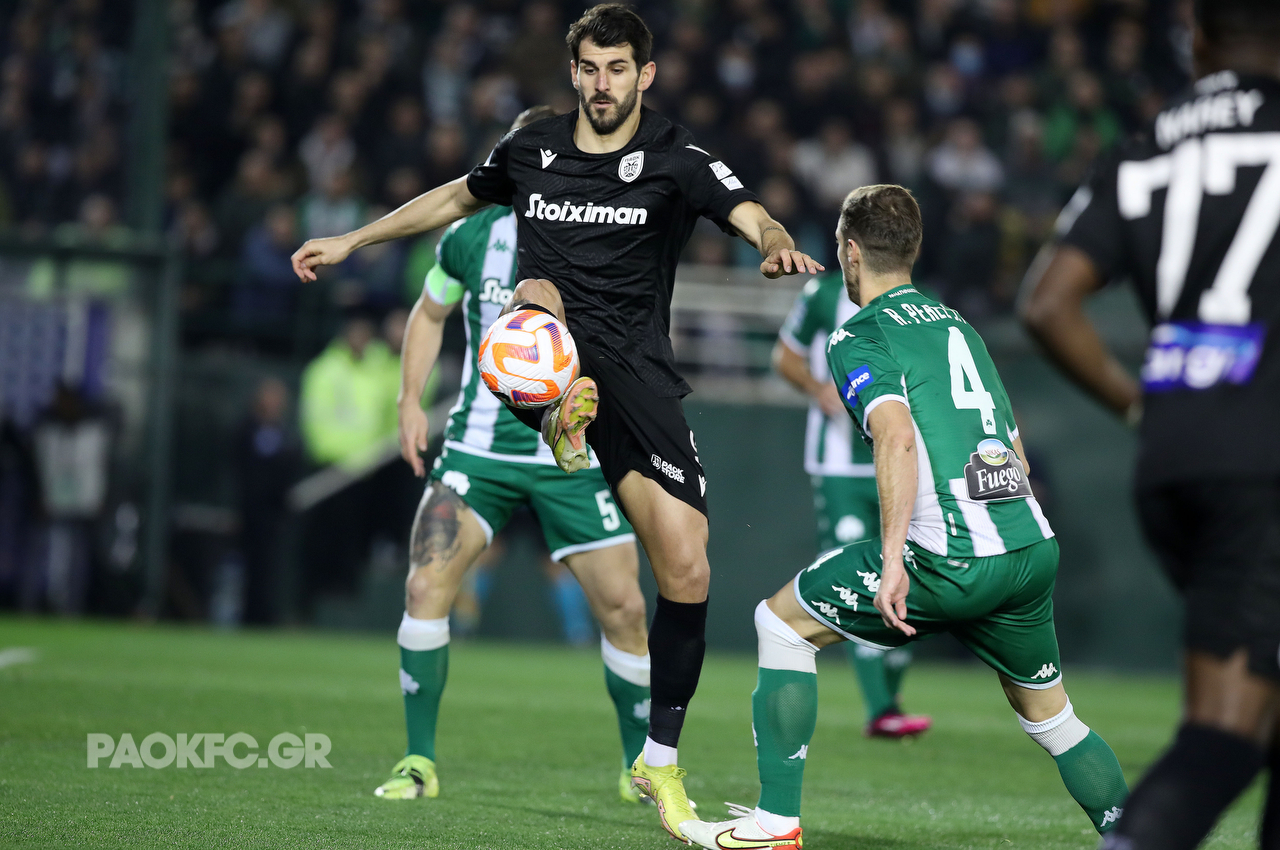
[0,0,1184,670]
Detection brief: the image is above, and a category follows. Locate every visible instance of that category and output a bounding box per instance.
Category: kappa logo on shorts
[1100,807,1123,828]
[832,586,859,609]
[857,570,880,593]
[440,470,471,495]
[651,454,685,484]
[813,600,841,624]
[1030,663,1058,680]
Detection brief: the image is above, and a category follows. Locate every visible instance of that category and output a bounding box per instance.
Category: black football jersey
[1061,71,1280,485]
[466,107,759,397]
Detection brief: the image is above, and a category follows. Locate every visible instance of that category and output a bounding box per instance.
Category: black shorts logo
[963,439,1032,502]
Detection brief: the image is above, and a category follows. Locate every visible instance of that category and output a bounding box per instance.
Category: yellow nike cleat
[681,803,803,849]
[631,753,699,843]
[373,755,439,799]
[621,765,646,803]
[541,376,598,473]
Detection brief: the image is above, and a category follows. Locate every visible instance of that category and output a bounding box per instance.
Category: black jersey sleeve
[1058,151,1129,282]
[465,131,517,206]
[671,132,759,233]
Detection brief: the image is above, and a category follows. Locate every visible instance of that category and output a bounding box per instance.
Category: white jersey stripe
[459,214,518,450]
[1026,496,1055,539]
[908,415,949,556]
[948,478,1006,557]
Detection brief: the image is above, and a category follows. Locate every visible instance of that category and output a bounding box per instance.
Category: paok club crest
[618,151,644,183]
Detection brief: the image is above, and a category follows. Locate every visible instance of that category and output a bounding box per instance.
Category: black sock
[646,595,708,748]
[1260,743,1280,849]
[1111,724,1264,850]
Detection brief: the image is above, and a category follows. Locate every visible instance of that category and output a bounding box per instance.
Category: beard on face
[579,83,639,136]
[842,262,861,306]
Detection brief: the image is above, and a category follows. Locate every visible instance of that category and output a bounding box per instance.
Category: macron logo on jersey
[524,193,649,226]
[540,149,557,168]
[841,366,874,403]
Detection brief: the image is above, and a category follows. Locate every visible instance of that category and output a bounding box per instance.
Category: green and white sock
[754,667,818,817]
[1019,700,1129,833]
[845,644,895,721]
[601,636,650,767]
[753,600,820,822]
[884,647,912,704]
[398,613,450,760]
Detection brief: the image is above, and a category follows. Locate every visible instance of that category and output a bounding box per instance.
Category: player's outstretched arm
[773,340,842,417]
[291,177,489,282]
[397,292,455,477]
[727,201,824,279]
[1020,244,1141,423]
[867,400,918,637]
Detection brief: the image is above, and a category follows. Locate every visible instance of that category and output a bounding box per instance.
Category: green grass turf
[0,617,1264,849]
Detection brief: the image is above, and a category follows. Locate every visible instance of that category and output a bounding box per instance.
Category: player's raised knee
[509,278,566,322]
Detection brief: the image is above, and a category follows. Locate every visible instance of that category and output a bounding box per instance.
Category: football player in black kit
[1023,1,1280,847]
[291,4,821,841]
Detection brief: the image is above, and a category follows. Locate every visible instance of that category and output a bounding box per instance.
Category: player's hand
[398,402,429,477]
[291,235,354,282]
[761,248,824,279]
[874,557,915,637]
[815,382,844,418]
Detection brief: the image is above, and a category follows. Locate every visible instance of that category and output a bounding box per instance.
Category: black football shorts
[500,318,708,517]
[575,338,708,517]
[1136,479,1280,682]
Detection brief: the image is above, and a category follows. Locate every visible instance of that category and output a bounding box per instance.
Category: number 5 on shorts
[596,490,622,532]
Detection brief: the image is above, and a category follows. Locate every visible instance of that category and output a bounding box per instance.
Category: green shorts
[794,536,1063,688]
[812,475,879,552]
[430,446,635,562]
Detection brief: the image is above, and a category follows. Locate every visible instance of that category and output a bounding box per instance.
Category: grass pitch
[0,617,1264,849]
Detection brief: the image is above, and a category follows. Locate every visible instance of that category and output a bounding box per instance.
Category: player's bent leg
[505,277,566,323]
[378,482,489,801]
[1000,676,1128,834]
[682,589,833,850]
[564,543,652,801]
[617,472,709,841]
[1104,649,1277,850]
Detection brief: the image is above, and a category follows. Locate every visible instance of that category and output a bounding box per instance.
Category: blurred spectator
[236,202,300,321]
[939,191,1001,315]
[505,1,565,103]
[299,114,356,193]
[927,117,1004,194]
[299,310,398,470]
[881,98,926,188]
[374,96,425,189]
[215,150,287,258]
[28,382,111,615]
[297,309,414,610]
[1044,70,1121,163]
[792,118,877,214]
[299,167,363,241]
[216,0,294,69]
[232,376,299,626]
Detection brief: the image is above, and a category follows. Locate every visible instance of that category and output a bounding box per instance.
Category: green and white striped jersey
[826,284,1053,558]
[779,273,874,478]
[426,206,579,465]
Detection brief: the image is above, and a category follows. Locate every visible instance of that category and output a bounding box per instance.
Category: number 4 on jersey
[948,327,997,434]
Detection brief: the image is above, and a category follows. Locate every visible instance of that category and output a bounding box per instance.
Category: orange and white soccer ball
[478,309,580,408]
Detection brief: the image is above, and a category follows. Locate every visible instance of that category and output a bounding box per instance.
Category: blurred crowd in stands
[0,0,1189,322]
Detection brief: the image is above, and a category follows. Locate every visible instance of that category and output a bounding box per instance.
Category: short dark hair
[512,105,557,131]
[1197,0,1280,43]
[837,185,923,275]
[566,4,653,68]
